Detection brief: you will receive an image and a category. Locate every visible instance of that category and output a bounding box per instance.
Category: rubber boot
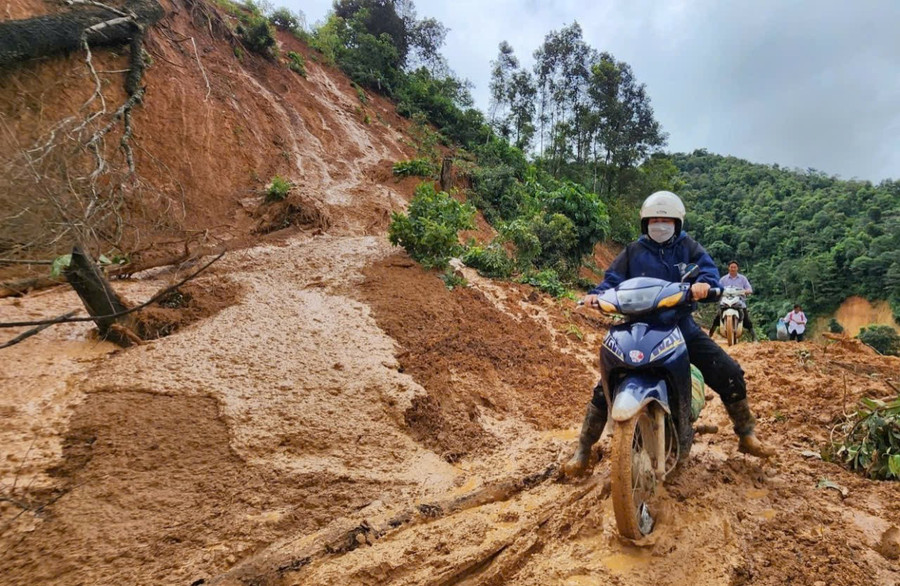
[560,402,607,479]
[723,399,776,458]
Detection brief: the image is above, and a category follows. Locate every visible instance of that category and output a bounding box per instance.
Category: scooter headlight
[602,334,625,362]
[649,329,685,362]
[616,285,663,314]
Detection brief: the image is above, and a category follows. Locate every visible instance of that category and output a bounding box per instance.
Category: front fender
[611,374,670,421]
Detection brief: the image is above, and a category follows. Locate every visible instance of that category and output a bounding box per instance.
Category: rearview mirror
[678,263,700,282]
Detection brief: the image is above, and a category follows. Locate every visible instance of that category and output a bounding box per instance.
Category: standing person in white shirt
[784,304,808,341]
[709,260,759,341]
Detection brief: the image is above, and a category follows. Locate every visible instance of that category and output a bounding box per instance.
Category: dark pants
[710,309,755,338]
[591,329,748,412]
[789,331,804,341]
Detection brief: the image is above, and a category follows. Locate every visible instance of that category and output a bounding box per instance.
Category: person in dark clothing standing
[561,191,775,479]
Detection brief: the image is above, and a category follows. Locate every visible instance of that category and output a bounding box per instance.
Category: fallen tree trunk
[0,247,207,298]
[0,0,164,69]
[63,245,140,346]
[211,465,561,586]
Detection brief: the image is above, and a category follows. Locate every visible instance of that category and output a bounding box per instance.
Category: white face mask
[648,222,675,243]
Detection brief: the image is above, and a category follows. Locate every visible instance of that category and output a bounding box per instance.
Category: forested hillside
[671,151,900,330]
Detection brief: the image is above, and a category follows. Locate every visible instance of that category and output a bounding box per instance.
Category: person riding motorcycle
[561,191,776,479]
[709,261,759,341]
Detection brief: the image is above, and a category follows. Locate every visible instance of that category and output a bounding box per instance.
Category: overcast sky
[287,0,900,182]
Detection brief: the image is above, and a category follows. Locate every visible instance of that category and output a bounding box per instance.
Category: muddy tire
[610,409,660,539]
[725,315,736,346]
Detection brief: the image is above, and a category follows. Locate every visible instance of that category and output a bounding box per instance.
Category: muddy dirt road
[1,232,898,586]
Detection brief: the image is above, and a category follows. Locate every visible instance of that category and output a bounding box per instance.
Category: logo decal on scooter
[629,350,645,362]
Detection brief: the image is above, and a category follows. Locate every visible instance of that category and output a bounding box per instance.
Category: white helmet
[640,190,685,235]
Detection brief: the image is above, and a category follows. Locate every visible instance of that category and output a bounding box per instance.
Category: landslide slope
[1,2,899,586]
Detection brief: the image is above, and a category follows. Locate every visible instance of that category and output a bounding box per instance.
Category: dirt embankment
[815,296,900,338]
[1,0,420,279]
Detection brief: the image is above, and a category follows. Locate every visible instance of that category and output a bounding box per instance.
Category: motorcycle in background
[716,287,747,346]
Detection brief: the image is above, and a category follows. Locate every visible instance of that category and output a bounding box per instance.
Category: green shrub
[828,318,844,334]
[266,175,292,201]
[500,218,541,269]
[440,268,468,290]
[237,15,278,58]
[518,269,569,298]
[461,243,513,278]
[392,158,436,179]
[834,394,900,480]
[287,51,306,76]
[538,181,610,259]
[388,183,475,269]
[529,213,578,271]
[269,7,303,32]
[857,324,900,356]
[351,82,368,104]
[470,164,523,222]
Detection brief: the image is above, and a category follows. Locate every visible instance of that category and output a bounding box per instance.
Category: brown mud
[1,1,899,585]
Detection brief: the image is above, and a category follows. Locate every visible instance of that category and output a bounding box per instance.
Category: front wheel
[725,315,736,346]
[610,408,663,539]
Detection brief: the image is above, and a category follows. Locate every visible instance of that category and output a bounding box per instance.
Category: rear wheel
[725,315,736,346]
[610,408,663,539]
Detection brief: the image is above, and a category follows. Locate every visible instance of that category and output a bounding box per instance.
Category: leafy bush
[528,213,578,271]
[388,183,475,269]
[461,243,513,278]
[538,181,610,259]
[469,164,524,222]
[857,324,900,356]
[518,269,569,297]
[269,7,303,32]
[440,268,467,290]
[392,158,436,179]
[500,218,541,269]
[237,15,278,58]
[287,51,306,76]
[834,394,900,480]
[828,318,844,334]
[266,175,292,201]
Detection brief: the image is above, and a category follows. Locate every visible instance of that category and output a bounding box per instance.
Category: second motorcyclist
[561,191,776,479]
[709,260,759,341]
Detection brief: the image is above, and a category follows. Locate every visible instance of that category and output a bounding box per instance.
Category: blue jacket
[589,231,720,338]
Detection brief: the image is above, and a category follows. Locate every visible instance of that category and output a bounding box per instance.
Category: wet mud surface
[2,235,898,586]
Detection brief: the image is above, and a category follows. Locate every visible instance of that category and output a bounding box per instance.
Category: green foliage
[269,7,303,32]
[286,51,306,76]
[835,394,900,480]
[827,318,844,334]
[440,268,468,290]
[461,243,514,278]
[233,45,244,60]
[388,183,475,269]
[518,269,569,297]
[673,151,900,319]
[857,325,900,356]
[538,181,609,258]
[237,14,278,58]
[50,254,72,278]
[351,82,368,104]
[266,175,292,201]
[392,158,436,178]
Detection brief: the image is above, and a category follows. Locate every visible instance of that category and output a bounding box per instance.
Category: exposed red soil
[356,254,596,460]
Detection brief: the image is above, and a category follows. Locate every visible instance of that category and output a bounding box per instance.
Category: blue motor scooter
[589,264,719,539]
